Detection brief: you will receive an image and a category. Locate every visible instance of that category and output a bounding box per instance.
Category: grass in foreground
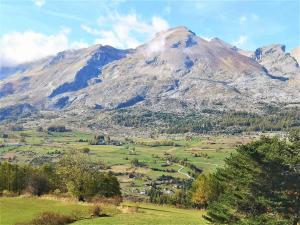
[0,197,207,225]
[0,197,92,225]
[74,202,207,225]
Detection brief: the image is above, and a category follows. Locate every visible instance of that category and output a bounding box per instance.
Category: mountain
[252,44,299,79]
[291,46,300,64]
[0,26,299,120]
[0,45,129,109]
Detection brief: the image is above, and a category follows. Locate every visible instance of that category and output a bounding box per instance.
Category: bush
[81,147,90,154]
[91,205,101,217]
[16,212,75,225]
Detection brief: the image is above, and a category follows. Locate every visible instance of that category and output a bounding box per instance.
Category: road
[177,165,194,180]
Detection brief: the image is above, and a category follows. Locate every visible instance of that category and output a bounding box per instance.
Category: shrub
[16,212,75,225]
[91,205,101,217]
[81,147,90,154]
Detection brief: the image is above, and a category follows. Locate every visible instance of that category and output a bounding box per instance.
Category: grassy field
[75,203,206,225]
[0,197,92,225]
[0,197,207,225]
[0,129,255,197]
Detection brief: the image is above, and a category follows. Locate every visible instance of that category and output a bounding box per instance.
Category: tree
[27,174,50,196]
[205,136,300,225]
[191,173,222,208]
[91,172,121,197]
[56,152,121,201]
[57,153,96,200]
[0,162,32,194]
[40,163,61,191]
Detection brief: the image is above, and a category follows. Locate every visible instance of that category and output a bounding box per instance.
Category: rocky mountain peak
[139,26,200,56]
[253,44,286,61]
[252,44,299,78]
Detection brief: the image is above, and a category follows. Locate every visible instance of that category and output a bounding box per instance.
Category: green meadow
[0,197,207,225]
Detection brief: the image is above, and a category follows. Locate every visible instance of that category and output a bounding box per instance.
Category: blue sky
[0,0,299,66]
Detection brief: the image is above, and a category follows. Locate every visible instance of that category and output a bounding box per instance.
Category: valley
[0,127,254,200]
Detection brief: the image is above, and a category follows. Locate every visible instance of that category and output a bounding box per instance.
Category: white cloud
[33,0,45,7]
[233,35,248,46]
[71,41,89,49]
[81,12,169,49]
[0,29,88,67]
[81,24,101,35]
[202,36,213,41]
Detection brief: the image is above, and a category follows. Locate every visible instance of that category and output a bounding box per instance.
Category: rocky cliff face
[0,27,299,116]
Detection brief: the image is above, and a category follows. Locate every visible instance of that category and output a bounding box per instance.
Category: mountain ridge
[0,26,299,120]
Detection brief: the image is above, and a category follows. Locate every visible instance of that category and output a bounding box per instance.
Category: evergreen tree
[205,135,300,225]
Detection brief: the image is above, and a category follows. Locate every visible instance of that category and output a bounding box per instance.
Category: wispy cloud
[81,25,101,35]
[33,0,45,7]
[42,9,87,22]
[239,14,259,25]
[234,35,248,46]
[81,11,169,49]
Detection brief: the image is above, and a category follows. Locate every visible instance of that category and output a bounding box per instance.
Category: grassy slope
[0,198,207,225]
[0,197,92,225]
[75,202,207,225]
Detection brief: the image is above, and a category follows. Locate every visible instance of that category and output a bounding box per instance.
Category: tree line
[0,152,121,201]
[112,107,300,134]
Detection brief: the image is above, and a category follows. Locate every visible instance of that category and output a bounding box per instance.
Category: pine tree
[206,134,300,225]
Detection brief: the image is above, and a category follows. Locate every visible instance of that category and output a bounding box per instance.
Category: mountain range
[0,26,299,121]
